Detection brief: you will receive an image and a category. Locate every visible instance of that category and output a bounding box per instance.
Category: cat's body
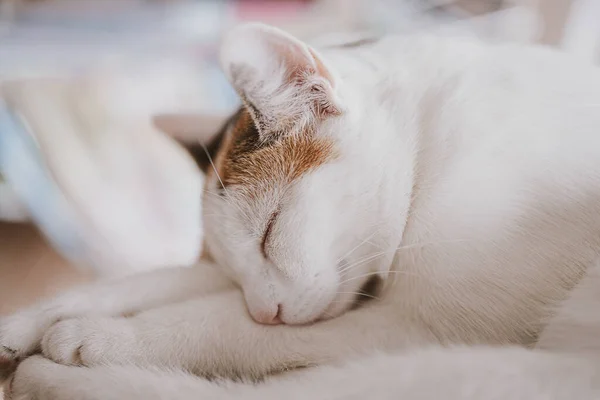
[3,24,600,399]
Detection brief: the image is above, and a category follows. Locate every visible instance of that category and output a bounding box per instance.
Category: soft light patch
[0,78,204,277]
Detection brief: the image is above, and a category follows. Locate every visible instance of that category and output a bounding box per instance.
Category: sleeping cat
[3,22,600,399]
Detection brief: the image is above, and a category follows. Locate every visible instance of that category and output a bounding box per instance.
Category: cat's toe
[0,311,48,363]
[0,311,59,385]
[41,318,137,367]
[41,319,85,366]
[8,356,63,400]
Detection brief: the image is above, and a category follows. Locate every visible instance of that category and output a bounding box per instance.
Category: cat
[4,22,600,399]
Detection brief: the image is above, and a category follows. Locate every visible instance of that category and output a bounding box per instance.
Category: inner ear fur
[219,22,343,140]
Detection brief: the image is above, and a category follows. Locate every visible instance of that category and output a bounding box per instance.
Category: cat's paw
[0,309,54,364]
[8,356,75,400]
[7,356,46,400]
[8,355,193,400]
[41,318,138,367]
[0,306,71,383]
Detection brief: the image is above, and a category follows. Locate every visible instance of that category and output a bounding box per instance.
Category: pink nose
[251,304,282,325]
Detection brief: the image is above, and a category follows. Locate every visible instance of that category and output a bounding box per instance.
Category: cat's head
[195,23,415,325]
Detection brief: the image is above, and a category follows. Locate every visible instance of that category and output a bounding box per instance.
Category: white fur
[9,346,600,400]
[4,23,600,398]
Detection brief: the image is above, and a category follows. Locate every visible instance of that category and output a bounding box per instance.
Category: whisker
[200,144,252,222]
[203,192,246,218]
[336,229,381,264]
[335,291,380,301]
[339,238,475,276]
[203,191,226,200]
[338,251,388,275]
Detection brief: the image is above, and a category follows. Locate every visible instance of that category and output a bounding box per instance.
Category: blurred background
[0,0,599,379]
[1,0,599,114]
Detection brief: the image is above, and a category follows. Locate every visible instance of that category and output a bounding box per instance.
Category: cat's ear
[219,23,342,139]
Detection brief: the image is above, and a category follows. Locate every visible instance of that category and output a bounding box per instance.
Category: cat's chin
[263,295,349,326]
[316,296,355,323]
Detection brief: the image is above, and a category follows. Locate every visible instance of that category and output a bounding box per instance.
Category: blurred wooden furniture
[0,222,91,316]
[0,222,91,400]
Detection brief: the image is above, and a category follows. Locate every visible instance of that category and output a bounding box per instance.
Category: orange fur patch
[215,109,336,190]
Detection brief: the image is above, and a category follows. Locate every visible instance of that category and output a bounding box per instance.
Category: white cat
[4,22,600,399]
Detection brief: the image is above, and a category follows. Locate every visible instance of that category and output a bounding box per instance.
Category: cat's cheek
[41,318,139,367]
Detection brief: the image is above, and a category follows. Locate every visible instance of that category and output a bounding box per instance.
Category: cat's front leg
[0,262,233,370]
[8,356,219,400]
[40,290,436,378]
[12,348,600,400]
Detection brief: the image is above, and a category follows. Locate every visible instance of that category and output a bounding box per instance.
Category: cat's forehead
[213,108,336,191]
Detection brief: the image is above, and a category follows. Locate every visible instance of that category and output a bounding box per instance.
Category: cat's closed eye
[261,210,279,258]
